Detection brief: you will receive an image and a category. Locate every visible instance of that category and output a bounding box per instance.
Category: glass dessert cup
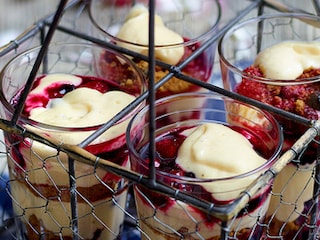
[126,92,283,240]
[218,13,320,239]
[89,0,221,99]
[0,43,146,239]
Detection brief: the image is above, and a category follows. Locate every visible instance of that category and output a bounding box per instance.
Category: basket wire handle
[10,0,68,125]
[147,0,157,185]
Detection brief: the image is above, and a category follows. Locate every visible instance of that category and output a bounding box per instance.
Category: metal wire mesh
[0,0,320,239]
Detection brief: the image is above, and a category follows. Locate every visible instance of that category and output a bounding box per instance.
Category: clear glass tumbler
[126,92,283,239]
[0,43,145,239]
[218,13,320,239]
[89,0,221,99]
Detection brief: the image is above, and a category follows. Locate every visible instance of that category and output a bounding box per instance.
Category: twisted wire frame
[0,0,320,239]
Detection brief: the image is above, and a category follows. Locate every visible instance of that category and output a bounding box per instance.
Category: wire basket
[0,0,320,239]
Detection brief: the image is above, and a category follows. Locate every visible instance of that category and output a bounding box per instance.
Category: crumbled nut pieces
[229,229,253,240]
[239,66,320,119]
[295,99,305,115]
[121,78,133,87]
[265,216,301,239]
[99,55,142,93]
[267,85,281,95]
[136,60,192,94]
[299,67,320,79]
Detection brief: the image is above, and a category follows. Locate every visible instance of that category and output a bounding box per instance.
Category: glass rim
[0,42,146,131]
[126,92,283,183]
[89,0,222,48]
[218,12,320,85]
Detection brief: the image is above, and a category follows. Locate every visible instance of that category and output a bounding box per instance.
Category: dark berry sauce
[8,74,138,179]
[134,125,272,221]
[181,38,213,82]
[13,74,139,117]
[236,66,320,125]
[236,66,320,164]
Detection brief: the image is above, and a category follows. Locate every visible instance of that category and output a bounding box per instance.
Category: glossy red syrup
[134,125,273,224]
[9,74,139,174]
[236,66,320,164]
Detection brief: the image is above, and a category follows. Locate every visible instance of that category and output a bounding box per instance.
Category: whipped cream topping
[176,123,266,199]
[27,73,135,144]
[116,4,184,65]
[254,41,320,80]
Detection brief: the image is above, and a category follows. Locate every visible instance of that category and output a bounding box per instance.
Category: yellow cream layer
[176,123,266,200]
[28,73,135,144]
[254,41,320,79]
[135,185,271,239]
[116,4,184,65]
[254,42,317,222]
[11,180,127,239]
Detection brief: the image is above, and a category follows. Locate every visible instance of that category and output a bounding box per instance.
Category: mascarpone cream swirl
[27,73,135,144]
[176,123,266,200]
[116,4,185,65]
[254,41,320,80]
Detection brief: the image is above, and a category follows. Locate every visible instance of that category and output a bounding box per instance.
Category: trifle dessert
[0,43,145,239]
[218,14,320,239]
[89,0,221,99]
[127,93,283,239]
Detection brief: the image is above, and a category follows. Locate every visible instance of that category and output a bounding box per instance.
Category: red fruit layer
[102,0,136,7]
[236,66,320,130]
[133,125,272,222]
[16,74,140,117]
[7,74,136,189]
[181,38,212,81]
[236,66,320,163]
